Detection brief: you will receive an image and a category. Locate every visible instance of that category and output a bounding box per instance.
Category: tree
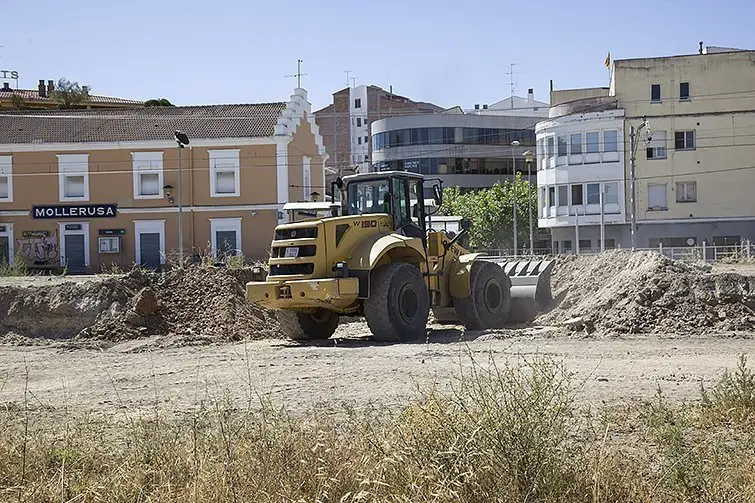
[144,98,174,107]
[49,78,90,109]
[439,173,538,252]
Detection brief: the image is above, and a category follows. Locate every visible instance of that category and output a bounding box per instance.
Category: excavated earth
[537,250,755,335]
[1,251,754,346]
[0,266,279,346]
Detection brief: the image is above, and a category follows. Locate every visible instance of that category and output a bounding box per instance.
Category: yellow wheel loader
[246,171,553,342]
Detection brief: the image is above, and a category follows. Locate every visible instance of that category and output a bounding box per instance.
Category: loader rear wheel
[454,261,511,330]
[277,309,339,341]
[364,263,430,342]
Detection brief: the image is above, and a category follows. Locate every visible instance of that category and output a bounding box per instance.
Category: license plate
[284,247,299,258]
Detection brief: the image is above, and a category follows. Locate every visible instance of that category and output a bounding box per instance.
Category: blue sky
[2,0,754,111]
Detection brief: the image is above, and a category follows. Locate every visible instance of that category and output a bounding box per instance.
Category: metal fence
[476,240,755,263]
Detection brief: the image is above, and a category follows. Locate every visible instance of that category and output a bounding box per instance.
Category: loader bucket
[497,259,556,324]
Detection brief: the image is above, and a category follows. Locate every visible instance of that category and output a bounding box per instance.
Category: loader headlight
[333,261,348,278]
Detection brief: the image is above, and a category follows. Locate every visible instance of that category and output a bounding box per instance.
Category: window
[548,186,555,207]
[585,131,600,154]
[545,136,554,160]
[364,155,369,162]
[651,84,661,102]
[354,98,361,108]
[132,152,163,199]
[603,238,616,249]
[603,130,618,152]
[364,136,368,143]
[570,133,582,155]
[0,156,11,201]
[209,149,240,197]
[558,185,568,207]
[604,182,619,204]
[676,181,697,202]
[646,131,667,159]
[303,156,311,200]
[357,137,362,145]
[680,82,690,101]
[557,135,567,156]
[579,239,591,251]
[648,183,667,210]
[539,187,546,210]
[356,118,362,127]
[561,240,572,252]
[571,184,584,205]
[210,218,242,258]
[586,183,600,204]
[57,154,89,201]
[675,131,695,150]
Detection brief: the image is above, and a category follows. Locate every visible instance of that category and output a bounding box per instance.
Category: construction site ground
[1,253,755,414]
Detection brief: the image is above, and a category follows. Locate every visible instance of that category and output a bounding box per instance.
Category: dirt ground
[2,320,754,415]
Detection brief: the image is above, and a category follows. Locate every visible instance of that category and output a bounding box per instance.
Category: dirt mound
[539,250,755,335]
[0,267,280,345]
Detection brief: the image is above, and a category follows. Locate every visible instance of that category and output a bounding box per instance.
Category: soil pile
[539,250,755,335]
[0,266,280,344]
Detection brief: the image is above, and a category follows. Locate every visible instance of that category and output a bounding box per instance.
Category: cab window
[347,179,391,215]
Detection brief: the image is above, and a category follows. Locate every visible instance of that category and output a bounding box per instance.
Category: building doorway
[134,220,165,271]
[0,224,12,264]
[59,222,89,274]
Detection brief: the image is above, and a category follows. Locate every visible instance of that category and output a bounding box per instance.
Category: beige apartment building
[0,88,327,272]
[538,45,755,251]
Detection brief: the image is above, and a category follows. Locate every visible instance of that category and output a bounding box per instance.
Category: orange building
[0,88,327,272]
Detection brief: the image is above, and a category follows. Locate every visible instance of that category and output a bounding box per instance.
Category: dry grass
[3,354,755,502]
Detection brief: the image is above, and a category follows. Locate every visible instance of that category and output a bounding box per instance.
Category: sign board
[65,224,83,231]
[98,236,121,254]
[0,226,6,232]
[0,70,19,80]
[99,228,126,236]
[32,204,117,219]
[22,230,50,238]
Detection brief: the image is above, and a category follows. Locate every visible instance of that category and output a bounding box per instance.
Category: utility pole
[511,140,520,256]
[629,118,647,251]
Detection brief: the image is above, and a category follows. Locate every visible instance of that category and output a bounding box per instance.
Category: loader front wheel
[364,263,430,342]
[454,261,511,330]
[277,309,340,341]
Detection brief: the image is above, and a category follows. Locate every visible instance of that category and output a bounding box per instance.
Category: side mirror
[335,177,344,190]
[460,217,472,231]
[412,204,419,218]
[432,184,442,207]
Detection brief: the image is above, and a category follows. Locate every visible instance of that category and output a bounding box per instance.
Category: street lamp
[174,130,190,263]
[522,150,534,255]
[511,140,520,256]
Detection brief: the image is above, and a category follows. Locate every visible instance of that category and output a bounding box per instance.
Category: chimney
[2,82,10,91]
[474,104,480,110]
[527,88,534,106]
[699,41,704,54]
[38,79,47,98]
[482,104,488,109]
[47,80,55,93]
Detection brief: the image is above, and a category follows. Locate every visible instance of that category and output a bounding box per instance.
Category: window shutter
[66,176,85,198]
[648,184,667,209]
[0,177,7,198]
[216,171,236,193]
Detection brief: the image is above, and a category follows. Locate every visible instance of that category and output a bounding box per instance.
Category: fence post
[702,240,707,262]
[748,240,752,259]
[659,242,663,256]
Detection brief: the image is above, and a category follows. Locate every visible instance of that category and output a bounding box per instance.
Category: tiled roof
[0,88,144,105]
[0,103,289,144]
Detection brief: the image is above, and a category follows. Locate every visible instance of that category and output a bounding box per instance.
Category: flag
[604,52,611,68]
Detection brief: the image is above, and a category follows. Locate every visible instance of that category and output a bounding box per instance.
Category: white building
[536,99,626,252]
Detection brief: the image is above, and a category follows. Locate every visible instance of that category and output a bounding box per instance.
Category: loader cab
[337,171,440,240]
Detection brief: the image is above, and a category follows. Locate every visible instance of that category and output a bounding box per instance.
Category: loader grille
[275,227,318,240]
[269,263,315,276]
[271,245,317,258]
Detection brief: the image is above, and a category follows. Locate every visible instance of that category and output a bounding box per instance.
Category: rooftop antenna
[344,70,352,87]
[285,59,307,88]
[505,63,521,109]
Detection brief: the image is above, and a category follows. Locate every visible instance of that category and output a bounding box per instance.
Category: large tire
[277,309,339,341]
[453,261,511,330]
[364,263,430,342]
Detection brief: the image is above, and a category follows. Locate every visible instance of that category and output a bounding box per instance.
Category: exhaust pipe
[496,259,556,324]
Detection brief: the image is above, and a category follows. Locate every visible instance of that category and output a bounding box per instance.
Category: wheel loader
[246,171,553,342]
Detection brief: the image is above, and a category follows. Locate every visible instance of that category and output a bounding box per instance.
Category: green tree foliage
[439,173,538,251]
[144,98,175,107]
[9,93,26,109]
[50,78,91,108]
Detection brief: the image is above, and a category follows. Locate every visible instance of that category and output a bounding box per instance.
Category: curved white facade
[535,109,628,251]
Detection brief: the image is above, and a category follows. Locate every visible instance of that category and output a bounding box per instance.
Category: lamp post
[511,140,520,256]
[522,150,534,255]
[174,130,190,263]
